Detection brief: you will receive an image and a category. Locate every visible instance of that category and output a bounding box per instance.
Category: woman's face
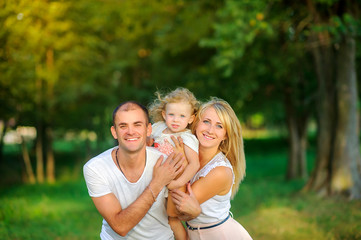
[196,106,227,151]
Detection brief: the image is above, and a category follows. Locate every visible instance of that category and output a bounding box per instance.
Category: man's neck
[116,147,147,182]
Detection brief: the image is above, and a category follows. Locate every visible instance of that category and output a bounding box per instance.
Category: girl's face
[162,102,195,133]
[196,107,227,151]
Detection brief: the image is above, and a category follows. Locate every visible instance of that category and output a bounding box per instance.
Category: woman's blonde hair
[149,87,200,123]
[191,97,246,198]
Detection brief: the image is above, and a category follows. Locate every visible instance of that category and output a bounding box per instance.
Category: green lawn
[1,138,361,239]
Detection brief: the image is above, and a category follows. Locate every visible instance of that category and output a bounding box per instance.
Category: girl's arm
[167,145,199,190]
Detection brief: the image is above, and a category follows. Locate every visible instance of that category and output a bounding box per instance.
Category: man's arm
[92,153,185,237]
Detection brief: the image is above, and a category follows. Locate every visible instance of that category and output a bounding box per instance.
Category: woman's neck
[198,146,220,168]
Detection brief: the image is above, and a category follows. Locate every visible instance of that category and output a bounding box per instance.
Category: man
[83,101,184,239]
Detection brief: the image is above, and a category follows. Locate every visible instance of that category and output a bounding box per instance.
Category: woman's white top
[188,152,234,225]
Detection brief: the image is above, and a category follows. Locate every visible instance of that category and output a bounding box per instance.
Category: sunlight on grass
[241,206,330,240]
[0,181,102,240]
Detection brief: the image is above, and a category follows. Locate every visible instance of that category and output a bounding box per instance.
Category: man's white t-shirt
[83,147,173,240]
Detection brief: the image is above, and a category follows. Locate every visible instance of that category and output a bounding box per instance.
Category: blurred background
[1,0,361,239]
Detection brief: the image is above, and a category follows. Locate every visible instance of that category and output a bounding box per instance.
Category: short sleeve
[181,132,199,153]
[151,122,167,139]
[83,163,112,197]
[191,152,233,184]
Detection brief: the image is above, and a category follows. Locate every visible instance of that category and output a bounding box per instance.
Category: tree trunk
[303,33,336,195]
[298,116,308,179]
[332,35,361,199]
[20,136,36,184]
[36,123,44,183]
[285,89,308,180]
[304,31,361,199]
[46,127,55,183]
[0,122,6,164]
[285,92,300,179]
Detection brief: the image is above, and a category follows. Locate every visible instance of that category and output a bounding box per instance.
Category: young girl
[148,87,200,240]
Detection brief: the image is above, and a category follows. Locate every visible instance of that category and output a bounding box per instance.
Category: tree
[194,0,361,198]
[303,0,361,198]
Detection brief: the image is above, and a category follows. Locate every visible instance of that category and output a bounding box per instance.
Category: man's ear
[111,126,118,139]
[188,115,195,124]
[147,123,152,137]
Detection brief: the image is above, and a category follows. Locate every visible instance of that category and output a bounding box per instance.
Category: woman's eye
[216,125,223,129]
[203,120,210,124]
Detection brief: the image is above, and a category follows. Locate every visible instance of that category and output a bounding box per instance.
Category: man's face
[111,107,151,154]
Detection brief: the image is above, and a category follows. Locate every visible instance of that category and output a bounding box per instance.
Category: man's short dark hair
[112,101,150,126]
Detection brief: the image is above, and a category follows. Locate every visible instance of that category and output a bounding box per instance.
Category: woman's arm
[171,166,233,220]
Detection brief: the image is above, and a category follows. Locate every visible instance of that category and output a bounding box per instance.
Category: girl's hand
[146,137,154,147]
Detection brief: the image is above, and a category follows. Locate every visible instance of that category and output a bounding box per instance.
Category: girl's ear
[161,110,166,120]
[188,114,195,124]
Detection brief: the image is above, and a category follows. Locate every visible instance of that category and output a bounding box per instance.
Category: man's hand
[169,135,186,157]
[150,152,185,194]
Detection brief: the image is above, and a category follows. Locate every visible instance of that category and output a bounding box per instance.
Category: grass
[1,137,361,239]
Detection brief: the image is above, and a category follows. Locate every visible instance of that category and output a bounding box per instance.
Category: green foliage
[200,0,273,77]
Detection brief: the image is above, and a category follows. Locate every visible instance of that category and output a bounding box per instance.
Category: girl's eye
[181,115,185,118]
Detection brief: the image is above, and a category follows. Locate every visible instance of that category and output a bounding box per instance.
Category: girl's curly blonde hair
[149,87,200,123]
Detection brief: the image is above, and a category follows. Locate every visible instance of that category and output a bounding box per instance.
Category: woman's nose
[207,124,215,133]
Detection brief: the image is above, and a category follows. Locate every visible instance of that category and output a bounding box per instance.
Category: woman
[171,97,252,240]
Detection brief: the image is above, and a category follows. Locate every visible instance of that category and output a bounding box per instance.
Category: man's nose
[127,126,135,134]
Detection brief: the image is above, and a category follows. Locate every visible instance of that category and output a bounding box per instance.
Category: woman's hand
[171,183,201,221]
